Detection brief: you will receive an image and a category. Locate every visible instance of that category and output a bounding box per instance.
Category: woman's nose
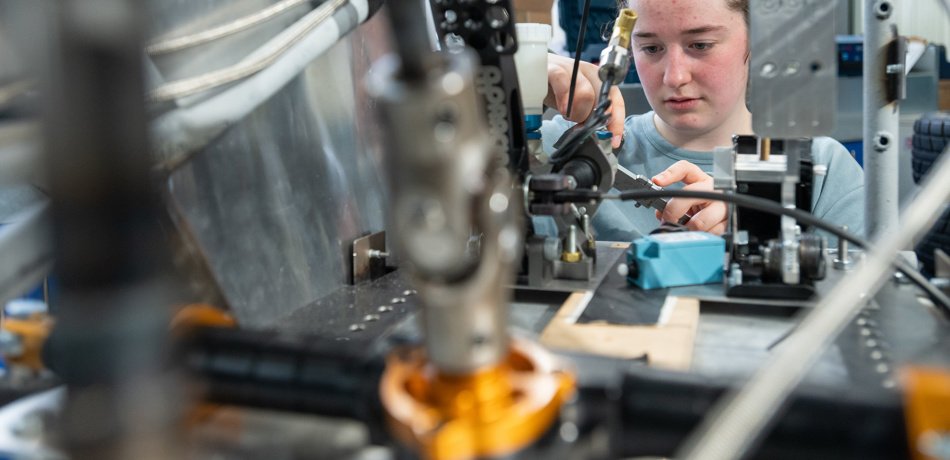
[663,49,692,88]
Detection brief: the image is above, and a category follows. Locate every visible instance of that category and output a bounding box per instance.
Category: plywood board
[940,80,950,111]
[540,291,699,370]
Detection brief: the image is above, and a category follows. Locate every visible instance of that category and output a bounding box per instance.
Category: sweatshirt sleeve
[810,138,865,243]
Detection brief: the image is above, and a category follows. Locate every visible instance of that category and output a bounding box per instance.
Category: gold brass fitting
[2,313,53,371]
[380,339,575,460]
[561,250,582,263]
[170,303,238,334]
[610,9,638,50]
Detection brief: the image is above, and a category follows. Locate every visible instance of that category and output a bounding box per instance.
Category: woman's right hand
[544,54,626,148]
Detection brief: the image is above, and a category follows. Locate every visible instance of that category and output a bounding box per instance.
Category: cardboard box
[514,11,552,25]
[941,80,950,111]
[512,0,554,25]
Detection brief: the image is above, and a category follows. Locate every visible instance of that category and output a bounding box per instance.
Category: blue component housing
[525,115,543,132]
[627,232,726,290]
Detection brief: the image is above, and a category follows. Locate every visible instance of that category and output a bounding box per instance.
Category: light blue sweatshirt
[539,112,865,244]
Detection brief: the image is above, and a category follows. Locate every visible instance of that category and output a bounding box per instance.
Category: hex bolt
[368,249,390,259]
[834,227,854,270]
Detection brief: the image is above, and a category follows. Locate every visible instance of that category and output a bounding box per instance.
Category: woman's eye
[641,46,660,54]
[692,42,714,51]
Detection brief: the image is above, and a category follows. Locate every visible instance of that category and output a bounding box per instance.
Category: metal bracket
[750,0,838,137]
[885,28,907,103]
[713,146,736,192]
[351,231,388,285]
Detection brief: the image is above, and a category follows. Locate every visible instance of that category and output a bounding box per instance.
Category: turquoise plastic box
[626,232,726,290]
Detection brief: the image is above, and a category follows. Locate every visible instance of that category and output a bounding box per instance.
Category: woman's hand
[652,160,728,235]
[545,54,626,148]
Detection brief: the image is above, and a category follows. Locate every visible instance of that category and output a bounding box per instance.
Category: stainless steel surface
[863,0,901,240]
[552,257,594,281]
[518,242,627,293]
[0,204,53,307]
[733,154,788,183]
[598,45,629,86]
[165,14,391,328]
[712,146,735,191]
[750,0,838,138]
[780,144,804,285]
[692,314,848,387]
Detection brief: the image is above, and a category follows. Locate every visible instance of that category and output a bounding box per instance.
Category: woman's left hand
[652,160,728,236]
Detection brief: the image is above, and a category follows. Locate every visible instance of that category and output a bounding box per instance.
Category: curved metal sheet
[165,15,392,327]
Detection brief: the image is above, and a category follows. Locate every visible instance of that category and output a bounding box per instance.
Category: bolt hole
[875,1,892,18]
[810,61,824,73]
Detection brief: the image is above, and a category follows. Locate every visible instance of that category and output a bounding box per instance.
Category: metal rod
[150,0,372,171]
[145,0,313,55]
[147,0,349,102]
[863,0,901,239]
[43,1,181,457]
[387,0,434,81]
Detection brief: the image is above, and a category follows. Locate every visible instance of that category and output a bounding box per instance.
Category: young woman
[541,0,865,242]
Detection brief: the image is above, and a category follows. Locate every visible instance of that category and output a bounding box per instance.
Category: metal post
[863,0,901,239]
[39,1,182,458]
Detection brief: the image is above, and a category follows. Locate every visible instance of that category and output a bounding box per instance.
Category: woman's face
[628,0,749,137]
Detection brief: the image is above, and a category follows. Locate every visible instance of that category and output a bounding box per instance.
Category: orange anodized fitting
[169,303,238,334]
[379,339,576,460]
[901,366,950,460]
[1,313,54,371]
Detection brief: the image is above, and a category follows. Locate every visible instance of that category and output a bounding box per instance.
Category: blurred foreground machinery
[0,1,949,460]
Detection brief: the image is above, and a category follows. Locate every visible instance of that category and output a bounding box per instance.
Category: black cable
[565,0,592,118]
[598,74,612,104]
[555,188,950,318]
[548,98,612,168]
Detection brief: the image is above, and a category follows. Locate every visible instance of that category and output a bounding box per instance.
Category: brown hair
[727,0,750,29]
[618,0,749,29]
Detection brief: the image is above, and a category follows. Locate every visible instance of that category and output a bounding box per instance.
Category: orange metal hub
[379,339,575,460]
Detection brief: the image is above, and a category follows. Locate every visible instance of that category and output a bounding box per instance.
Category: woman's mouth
[665,98,700,110]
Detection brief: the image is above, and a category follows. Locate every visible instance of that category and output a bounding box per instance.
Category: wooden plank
[540,291,699,370]
[940,80,950,111]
